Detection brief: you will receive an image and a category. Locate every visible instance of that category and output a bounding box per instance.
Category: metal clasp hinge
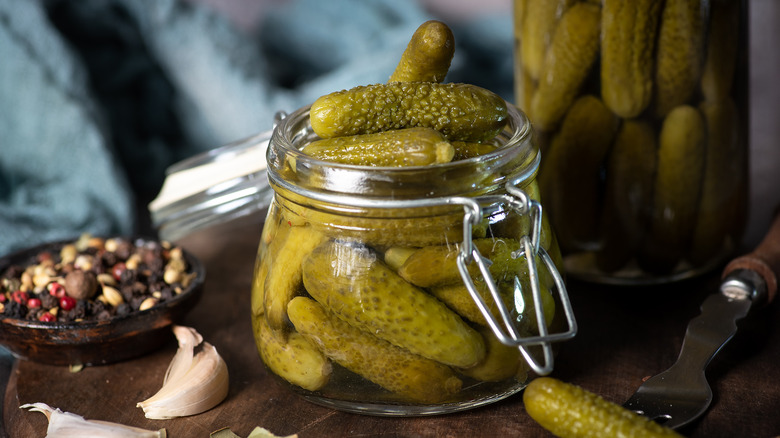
[453,182,577,376]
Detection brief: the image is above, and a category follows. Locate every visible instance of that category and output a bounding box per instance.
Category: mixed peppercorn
[0,234,196,323]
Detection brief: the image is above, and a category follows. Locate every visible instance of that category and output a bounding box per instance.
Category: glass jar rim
[266,102,539,206]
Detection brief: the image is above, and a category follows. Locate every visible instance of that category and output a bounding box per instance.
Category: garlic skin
[20,403,166,437]
[137,325,229,419]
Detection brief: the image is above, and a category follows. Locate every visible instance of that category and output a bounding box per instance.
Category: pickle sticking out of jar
[301,240,486,368]
[302,127,455,167]
[388,20,455,83]
[287,296,463,403]
[309,82,508,142]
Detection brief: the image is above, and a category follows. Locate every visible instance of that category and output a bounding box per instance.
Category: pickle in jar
[287,296,463,403]
[301,240,486,368]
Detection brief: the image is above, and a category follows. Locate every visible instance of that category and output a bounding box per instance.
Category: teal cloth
[0,0,513,256]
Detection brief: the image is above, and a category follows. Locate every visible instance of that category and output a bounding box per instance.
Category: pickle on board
[524,377,684,438]
[601,0,664,118]
[639,105,706,274]
[263,224,328,331]
[539,95,619,253]
[389,20,455,83]
[596,120,657,273]
[301,240,485,368]
[287,296,463,403]
[398,238,525,288]
[301,127,455,167]
[309,82,508,142]
[529,2,601,131]
[689,99,743,266]
[458,326,522,383]
[253,315,332,392]
[653,0,706,117]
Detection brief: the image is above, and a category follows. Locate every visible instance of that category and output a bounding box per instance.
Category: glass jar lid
[148,131,273,242]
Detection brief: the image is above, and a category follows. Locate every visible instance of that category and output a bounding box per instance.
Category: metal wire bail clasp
[454,182,577,376]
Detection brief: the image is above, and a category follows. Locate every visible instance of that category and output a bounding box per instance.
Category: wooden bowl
[0,238,205,366]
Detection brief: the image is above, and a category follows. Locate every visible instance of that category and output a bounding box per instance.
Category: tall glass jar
[514,0,749,284]
[250,104,576,415]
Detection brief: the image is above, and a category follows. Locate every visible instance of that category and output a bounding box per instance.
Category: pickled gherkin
[302,127,455,167]
[596,120,657,273]
[653,0,706,117]
[600,0,663,118]
[524,377,683,438]
[253,315,332,392]
[301,240,486,368]
[529,2,601,131]
[639,105,706,273]
[388,20,455,83]
[429,275,555,333]
[539,95,619,253]
[458,326,522,383]
[398,238,526,288]
[309,82,508,142]
[263,224,327,331]
[287,297,463,403]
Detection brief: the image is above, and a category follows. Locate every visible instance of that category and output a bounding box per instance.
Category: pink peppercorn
[11,290,28,305]
[38,312,56,322]
[59,296,77,311]
[27,297,42,309]
[112,262,126,281]
[49,282,66,298]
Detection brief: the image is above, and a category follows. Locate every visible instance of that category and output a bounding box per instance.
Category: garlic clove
[20,403,166,437]
[137,325,229,419]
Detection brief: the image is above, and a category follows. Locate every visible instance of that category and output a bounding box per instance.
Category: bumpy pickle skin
[388,20,455,83]
[301,127,455,167]
[287,297,463,404]
[601,0,664,118]
[524,377,683,438]
[398,238,526,288]
[689,99,743,266]
[253,315,332,392]
[539,95,619,254]
[263,224,328,331]
[309,82,508,142]
[529,2,601,131]
[639,105,706,274]
[653,0,706,117]
[595,120,657,273]
[301,240,485,368]
[701,0,741,101]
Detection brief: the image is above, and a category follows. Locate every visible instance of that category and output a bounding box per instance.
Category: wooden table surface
[3,211,780,438]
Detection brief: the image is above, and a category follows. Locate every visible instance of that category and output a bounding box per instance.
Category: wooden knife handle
[722,209,780,304]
